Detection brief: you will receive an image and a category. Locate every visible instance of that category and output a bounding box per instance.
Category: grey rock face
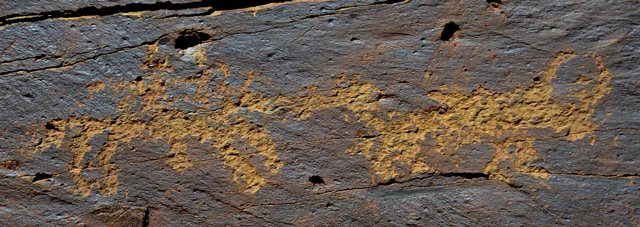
[0,0,638,226]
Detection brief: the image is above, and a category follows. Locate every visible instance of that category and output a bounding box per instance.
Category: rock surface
[1,0,638,226]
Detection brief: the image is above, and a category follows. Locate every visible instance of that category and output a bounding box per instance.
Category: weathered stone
[0,0,638,225]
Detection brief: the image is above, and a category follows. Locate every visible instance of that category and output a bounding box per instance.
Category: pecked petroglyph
[32,56,283,195]
[266,51,612,183]
[30,48,612,196]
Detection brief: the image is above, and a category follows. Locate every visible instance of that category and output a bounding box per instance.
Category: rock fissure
[0,0,294,27]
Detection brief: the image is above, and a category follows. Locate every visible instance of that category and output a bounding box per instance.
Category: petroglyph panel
[1,0,638,226]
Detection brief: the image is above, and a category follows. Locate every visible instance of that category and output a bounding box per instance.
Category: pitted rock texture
[1,0,639,226]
